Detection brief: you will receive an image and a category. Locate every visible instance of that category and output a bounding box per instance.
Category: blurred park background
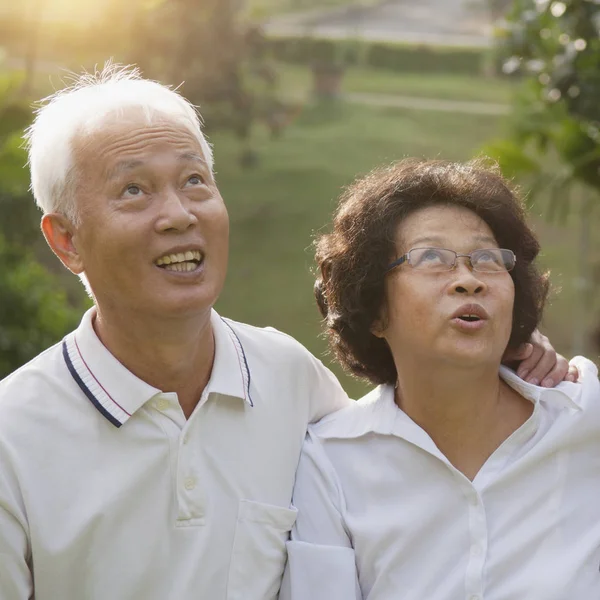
[0,0,598,397]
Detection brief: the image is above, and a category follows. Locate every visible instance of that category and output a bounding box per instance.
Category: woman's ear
[371,322,384,338]
[41,213,85,274]
[371,308,387,339]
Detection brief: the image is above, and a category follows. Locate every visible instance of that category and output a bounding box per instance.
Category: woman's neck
[395,360,533,480]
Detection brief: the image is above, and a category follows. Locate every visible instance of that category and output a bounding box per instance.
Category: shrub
[266,35,485,75]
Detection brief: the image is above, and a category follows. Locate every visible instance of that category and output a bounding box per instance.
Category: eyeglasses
[386,247,516,274]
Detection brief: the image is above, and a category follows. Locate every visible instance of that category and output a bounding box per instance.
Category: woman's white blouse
[280,357,600,600]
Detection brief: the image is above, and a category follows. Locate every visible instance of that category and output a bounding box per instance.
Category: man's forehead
[73,111,206,167]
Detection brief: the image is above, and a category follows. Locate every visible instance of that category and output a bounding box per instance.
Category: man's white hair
[24,63,214,224]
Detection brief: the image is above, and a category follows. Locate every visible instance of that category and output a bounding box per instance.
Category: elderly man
[0,66,572,600]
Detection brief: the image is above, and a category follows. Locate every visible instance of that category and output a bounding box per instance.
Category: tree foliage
[487,0,600,353]
[490,0,600,197]
[0,75,80,377]
[0,236,79,378]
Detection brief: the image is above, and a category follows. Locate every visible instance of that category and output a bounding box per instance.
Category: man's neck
[395,359,533,481]
[93,305,215,419]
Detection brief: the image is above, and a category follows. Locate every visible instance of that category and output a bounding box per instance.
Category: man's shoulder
[310,385,385,440]
[221,316,318,365]
[0,340,66,413]
[220,316,350,416]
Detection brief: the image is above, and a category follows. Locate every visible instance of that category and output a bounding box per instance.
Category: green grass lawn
[276,63,518,104]
[247,0,367,17]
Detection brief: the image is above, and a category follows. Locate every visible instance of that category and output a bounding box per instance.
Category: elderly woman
[279,159,600,600]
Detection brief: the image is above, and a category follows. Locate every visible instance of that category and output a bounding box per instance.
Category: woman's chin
[438,342,503,369]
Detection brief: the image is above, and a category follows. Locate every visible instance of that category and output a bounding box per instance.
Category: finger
[539,355,569,388]
[564,364,579,383]
[522,345,557,386]
[505,342,533,363]
[516,343,544,380]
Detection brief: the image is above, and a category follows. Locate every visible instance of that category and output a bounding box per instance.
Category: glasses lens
[409,248,456,271]
[471,249,515,272]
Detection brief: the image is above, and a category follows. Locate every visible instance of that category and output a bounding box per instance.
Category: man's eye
[125,184,142,196]
[186,175,204,186]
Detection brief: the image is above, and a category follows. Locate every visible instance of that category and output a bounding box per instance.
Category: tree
[0,83,41,247]
[487,0,514,21]
[0,236,81,378]
[488,0,600,353]
[0,74,81,377]
[130,0,285,166]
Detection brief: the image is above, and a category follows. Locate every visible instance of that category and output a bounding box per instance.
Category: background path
[264,0,493,47]
[345,91,509,115]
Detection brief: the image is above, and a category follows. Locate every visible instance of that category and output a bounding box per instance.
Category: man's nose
[156,189,198,232]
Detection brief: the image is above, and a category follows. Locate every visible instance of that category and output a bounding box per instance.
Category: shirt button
[184,477,197,491]
[157,398,169,412]
[471,545,483,557]
[182,433,190,444]
[470,595,481,600]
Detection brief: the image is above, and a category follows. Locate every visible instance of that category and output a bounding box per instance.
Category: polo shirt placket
[64,313,255,531]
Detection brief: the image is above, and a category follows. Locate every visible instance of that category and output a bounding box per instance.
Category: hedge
[266,35,489,75]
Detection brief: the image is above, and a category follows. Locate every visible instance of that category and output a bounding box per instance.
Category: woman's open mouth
[450,304,489,330]
[457,314,481,323]
[451,314,487,331]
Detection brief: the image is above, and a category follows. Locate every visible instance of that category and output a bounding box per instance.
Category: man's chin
[125,289,218,323]
[158,293,217,319]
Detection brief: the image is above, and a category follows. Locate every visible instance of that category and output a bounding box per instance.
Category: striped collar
[63,308,253,428]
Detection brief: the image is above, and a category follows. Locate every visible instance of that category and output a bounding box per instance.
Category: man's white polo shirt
[280,357,600,600]
[0,308,350,600]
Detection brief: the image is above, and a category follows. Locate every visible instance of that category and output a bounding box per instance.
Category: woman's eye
[411,248,445,268]
[421,250,443,262]
[476,250,497,263]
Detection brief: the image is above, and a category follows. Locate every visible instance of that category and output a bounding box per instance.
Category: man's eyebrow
[177,152,208,165]
[106,160,145,181]
[106,152,208,181]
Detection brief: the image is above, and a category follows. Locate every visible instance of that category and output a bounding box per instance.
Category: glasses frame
[385,247,516,274]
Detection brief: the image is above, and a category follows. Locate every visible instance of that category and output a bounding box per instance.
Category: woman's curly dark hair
[314,158,549,386]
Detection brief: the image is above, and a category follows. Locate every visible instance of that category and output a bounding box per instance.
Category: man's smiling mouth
[155,250,203,272]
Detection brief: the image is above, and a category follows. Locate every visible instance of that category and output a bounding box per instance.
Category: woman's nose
[451,260,487,295]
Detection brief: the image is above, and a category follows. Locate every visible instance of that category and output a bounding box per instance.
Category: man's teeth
[460,314,480,321]
[156,250,202,267]
[162,262,199,272]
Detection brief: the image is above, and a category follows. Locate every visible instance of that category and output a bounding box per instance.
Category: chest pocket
[227,499,298,600]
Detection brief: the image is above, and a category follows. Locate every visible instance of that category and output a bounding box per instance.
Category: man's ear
[41,213,84,274]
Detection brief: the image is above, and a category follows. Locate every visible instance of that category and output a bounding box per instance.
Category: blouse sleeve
[278,430,362,600]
